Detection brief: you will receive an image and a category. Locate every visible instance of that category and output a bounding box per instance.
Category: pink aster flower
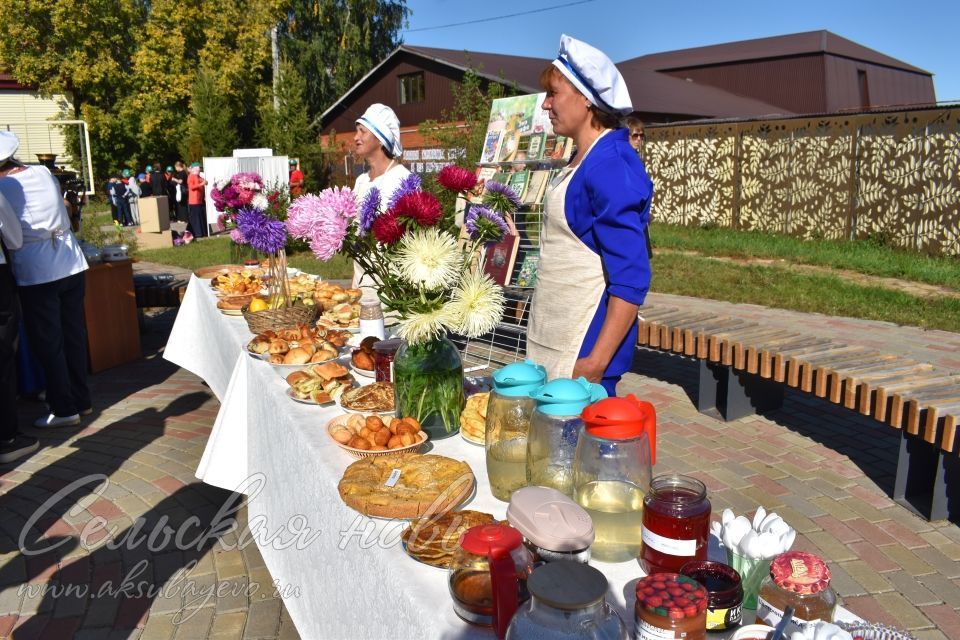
[286,187,357,261]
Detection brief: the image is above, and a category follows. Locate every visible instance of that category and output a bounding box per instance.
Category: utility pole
[271,24,280,111]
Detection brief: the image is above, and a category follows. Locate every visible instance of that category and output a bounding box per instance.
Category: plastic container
[680,560,743,632]
[640,474,711,574]
[729,624,774,640]
[526,377,607,495]
[634,573,707,640]
[486,360,547,501]
[507,561,627,639]
[358,299,385,340]
[507,486,594,563]
[755,551,837,634]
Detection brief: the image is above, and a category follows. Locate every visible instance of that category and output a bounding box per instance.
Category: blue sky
[402,0,960,103]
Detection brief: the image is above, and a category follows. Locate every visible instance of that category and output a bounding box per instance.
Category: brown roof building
[319,30,935,153]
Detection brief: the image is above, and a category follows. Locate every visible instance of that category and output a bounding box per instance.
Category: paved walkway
[0,291,958,638]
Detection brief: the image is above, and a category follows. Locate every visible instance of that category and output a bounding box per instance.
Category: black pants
[18,272,90,417]
[188,204,207,238]
[117,197,133,226]
[176,201,189,223]
[0,264,19,440]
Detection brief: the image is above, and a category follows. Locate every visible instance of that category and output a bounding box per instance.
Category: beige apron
[526,131,609,380]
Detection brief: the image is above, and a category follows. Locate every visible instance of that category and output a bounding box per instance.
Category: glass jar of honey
[640,474,711,574]
[634,573,707,640]
[755,552,837,634]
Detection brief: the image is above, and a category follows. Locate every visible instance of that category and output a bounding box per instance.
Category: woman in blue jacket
[526,34,653,396]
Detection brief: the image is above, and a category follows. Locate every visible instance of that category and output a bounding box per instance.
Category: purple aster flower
[482,180,522,212]
[237,207,287,254]
[387,173,422,210]
[464,205,508,241]
[359,187,381,237]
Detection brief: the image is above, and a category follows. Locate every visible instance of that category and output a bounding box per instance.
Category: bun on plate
[283,347,311,365]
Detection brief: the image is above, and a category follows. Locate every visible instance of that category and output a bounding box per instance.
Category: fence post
[847,119,862,241]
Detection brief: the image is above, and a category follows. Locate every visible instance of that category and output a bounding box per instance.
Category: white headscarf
[0,131,19,163]
[356,104,403,158]
[553,34,633,115]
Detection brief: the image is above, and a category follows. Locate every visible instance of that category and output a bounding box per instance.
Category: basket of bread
[313,282,362,311]
[247,324,342,369]
[243,300,317,335]
[211,270,263,295]
[327,414,427,458]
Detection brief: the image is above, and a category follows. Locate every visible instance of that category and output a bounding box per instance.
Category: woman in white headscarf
[526,35,653,397]
[352,103,412,292]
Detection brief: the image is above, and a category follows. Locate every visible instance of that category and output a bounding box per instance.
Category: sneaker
[33,413,81,428]
[0,435,40,464]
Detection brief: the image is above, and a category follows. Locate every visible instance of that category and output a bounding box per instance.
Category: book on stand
[515,252,540,288]
[526,133,546,161]
[480,130,504,165]
[522,170,550,206]
[507,170,530,203]
[482,234,520,286]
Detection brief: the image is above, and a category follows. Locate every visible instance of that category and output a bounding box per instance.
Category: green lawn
[136,235,354,280]
[651,223,960,290]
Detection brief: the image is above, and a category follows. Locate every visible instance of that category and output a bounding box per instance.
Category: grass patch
[136,235,354,280]
[652,253,960,333]
[651,224,960,290]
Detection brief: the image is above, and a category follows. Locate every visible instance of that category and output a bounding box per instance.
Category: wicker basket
[243,304,317,335]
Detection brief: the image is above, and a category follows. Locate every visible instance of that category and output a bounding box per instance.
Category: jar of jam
[372,338,403,383]
[640,474,711,574]
[634,573,707,640]
[680,561,743,632]
[755,552,837,634]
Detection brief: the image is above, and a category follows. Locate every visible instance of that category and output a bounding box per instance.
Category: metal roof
[623,30,932,76]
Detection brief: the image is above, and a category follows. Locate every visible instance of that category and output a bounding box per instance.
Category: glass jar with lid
[507,560,627,639]
[755,552,837,634]
[634,573,707,640]
[639,474,711,574]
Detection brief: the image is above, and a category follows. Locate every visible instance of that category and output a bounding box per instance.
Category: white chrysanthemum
[396,228,462,290]
[397,307,452,345]
[251,192,270,211]
[446,270,505,337]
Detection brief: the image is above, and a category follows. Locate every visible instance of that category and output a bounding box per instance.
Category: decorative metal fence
[644,106,960,255]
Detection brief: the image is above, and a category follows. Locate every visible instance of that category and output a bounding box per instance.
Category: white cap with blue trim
[356,104,403,157]
[552,34,633,116]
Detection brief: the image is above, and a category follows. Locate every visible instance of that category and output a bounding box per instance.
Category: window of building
[399,72,425,104]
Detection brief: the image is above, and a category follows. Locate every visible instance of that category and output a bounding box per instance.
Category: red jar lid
[459,524,523,558]
[635,572,707,620]
[770,552,831,595]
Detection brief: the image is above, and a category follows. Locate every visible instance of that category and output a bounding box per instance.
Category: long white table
[166,276,858,640]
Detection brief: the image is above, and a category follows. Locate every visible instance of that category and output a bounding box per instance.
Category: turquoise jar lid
[529,377,608,416]
[492,360,547,397]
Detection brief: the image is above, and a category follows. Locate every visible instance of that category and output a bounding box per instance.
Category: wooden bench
[637,306,960,521]
[133,274,189,308]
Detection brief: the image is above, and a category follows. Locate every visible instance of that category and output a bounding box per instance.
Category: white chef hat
[0,131,19,163]
[552,34,633,115]
[356,104,403,158]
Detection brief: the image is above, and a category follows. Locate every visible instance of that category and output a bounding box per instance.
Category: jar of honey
[640,474,711,575]
[755,552,837,634]
[634,573,707,640]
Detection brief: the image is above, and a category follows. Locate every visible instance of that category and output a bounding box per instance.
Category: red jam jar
[680,561,743,632]
[640,474,711,575]
[373,338,403,383]
[634,573,707,640]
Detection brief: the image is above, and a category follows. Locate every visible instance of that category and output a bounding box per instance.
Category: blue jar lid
[530,377,608,416]
[492,360,547,396]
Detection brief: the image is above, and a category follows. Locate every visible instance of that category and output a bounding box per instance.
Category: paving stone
[876,591,938,630]
[921,604,960,638]
[912,629,949,640]
[913,546,960,579]
[215,577,251,614]
[242,598,281,639]
[917,573,960,607]
[805,531,858,562]
[210,611,247,640]
[879,543,936,576]
[171,605,215,640]
[885,570,942,607]
[838,560,893,593]
[826,562,869,598]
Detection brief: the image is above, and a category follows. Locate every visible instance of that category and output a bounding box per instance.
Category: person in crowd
[187,162,207,238]
[150,162,168,204]
[140,166,153,197]
[352,103,411,293]
[289,159,305,198]
[124,168,141,227]
[170,160,189,222]
[525,35,653,397]
[0,131,91,428]
[0,165,39,462]
[113,174,132,226]
[625,114,645,156]
[104,176,119,223]
[164,165,177,209]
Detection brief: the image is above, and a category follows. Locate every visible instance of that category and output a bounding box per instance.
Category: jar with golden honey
[755,552,837,634]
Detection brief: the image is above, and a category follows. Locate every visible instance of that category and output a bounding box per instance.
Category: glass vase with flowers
[287,165,520,438]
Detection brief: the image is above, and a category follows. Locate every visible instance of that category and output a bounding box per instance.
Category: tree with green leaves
[278,0,409,121]
[182,66,239,161]
[257,60,315,157]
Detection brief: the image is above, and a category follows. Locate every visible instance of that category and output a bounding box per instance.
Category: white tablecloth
[168,276,858,640]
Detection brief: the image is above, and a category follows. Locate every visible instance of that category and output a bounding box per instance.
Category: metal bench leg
[894,433,958,521]
[698,361,784,421]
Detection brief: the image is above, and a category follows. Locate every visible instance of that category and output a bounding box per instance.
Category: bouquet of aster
[287,165,521,435]
[212,172,292,308]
